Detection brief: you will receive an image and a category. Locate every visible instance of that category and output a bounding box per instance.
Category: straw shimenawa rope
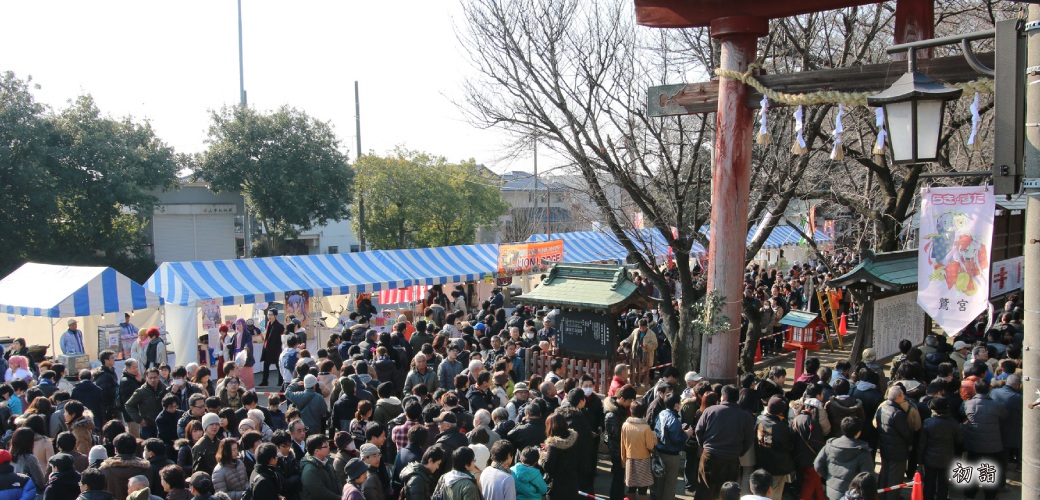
[714,65,994,107]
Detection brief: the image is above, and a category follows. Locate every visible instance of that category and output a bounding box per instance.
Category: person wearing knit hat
[193,415,222,475]
[359,443,382,500]
[341,458,369,500]
[469,443,490,482]
[754,397,795,500]
[88,445,108,469]
[285,374,329,435]
[44,453,81,500]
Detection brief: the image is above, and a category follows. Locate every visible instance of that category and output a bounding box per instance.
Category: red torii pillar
[703,16,768,384]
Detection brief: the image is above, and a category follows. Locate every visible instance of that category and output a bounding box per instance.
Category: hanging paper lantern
[791,105,807,155]
[830,104,844,160]
[757,96,772,145]
[968,92,982,151]
[873,108,887,155]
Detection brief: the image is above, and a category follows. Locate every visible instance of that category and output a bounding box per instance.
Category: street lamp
[867,50,962,164]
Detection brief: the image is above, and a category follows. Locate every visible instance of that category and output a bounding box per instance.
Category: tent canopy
[527,229,707,262]
[376,244,499,285]
[146,257,326,307]
[0,263,162,317]
[291,253,410,296]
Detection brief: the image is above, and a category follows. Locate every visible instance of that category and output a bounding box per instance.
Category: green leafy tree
[194,105,355,242]
[0,71,180,282]
[355,147,508,249]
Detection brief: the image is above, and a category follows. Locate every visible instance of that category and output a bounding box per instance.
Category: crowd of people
[0,268,1022,500]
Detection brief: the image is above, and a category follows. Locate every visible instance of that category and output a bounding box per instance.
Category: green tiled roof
[828,249,917,290]
[515,263,654,312]
[778,310,824,328]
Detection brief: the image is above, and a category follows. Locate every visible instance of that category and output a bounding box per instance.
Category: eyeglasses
[193,405,205,409]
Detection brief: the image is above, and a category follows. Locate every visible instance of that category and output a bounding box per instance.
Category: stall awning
[375,244,499,285]
[0,263,162,317]
[527,229,707,262]
[145,257,328,307]
[290,253,410,296]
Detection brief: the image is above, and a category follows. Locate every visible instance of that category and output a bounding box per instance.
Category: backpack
[794,409,827,456]
[282,350,300,373]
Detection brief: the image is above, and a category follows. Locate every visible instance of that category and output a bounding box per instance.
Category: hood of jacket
[356,373,373,385]
[400,462,431,482]
[47,469,81,488]
[827,396,863,418]
[101,456,151,471]
[442,470,476,488]
[824,436,872,462]
[127,488,153,500]
[376,397,401,408]
[545,429,578,450]
[69,410,95,431]
[855,381,876,392]
[603,397,624,414]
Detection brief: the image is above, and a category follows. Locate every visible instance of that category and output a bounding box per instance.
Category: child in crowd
[511,446,547,500]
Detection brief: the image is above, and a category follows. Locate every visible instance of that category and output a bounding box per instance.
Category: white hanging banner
[917,186,995,335]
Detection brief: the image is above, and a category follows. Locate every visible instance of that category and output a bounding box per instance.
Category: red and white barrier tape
[254,391,284,396]
[576,492,603,499]
[739,330,786,348]
[877,480,918,493]
[649,362,673,370]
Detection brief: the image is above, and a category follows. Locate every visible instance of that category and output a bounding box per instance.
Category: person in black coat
[155,396,183,460]
[44,454,80,500]
[558,390,595,492]
[433,413,469,452]
[755,398,796,496]
[71,370,105,430]
[466,373,498,414]
[119,362,144,426]
[917,397,962,500]
[94,353,120,422]
[248,444,282,500]
[144,439,174,500]
[875,387,913,500]
[849,368,883,460]
[506,404,546,451]
[260,310,284,387]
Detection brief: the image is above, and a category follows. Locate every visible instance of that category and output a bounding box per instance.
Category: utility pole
[356,81,365,252]
[533,140,538,236]
[1021,4,1040,495]
[238,0,252,259]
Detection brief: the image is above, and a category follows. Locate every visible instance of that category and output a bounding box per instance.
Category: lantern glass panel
[915,99,943,161]
[886,101,914,161]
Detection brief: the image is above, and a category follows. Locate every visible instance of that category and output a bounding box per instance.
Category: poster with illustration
[200,299,222,366]
[285,291,309,329]
[917,186,994,335]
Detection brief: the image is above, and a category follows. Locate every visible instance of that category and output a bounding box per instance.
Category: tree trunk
[739,296,763,374]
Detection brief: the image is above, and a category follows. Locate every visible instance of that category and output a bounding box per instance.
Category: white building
[147,180,361,264]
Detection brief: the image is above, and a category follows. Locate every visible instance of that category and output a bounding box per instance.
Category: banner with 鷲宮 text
[917,186,994,335]
[498,240,564,277]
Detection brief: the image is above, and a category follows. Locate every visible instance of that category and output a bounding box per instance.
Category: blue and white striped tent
[146,257,328,307]
[0,263,162,317]
[527,229,707,263]
[376,244,499,285]
[289,253,411,295]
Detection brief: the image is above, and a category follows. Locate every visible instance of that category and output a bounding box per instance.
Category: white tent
[0,263,163,360]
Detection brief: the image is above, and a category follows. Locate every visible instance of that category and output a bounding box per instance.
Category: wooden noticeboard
[556,311,614,359]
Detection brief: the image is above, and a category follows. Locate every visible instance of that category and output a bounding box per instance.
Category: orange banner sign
[498,240,564,276]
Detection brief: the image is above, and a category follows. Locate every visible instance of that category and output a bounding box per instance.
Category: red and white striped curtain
[378,285,434,305]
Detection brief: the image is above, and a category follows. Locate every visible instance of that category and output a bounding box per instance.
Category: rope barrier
[877,480,919,493]
[714,65,994,107]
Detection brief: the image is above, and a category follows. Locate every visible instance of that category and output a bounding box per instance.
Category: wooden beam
[647,52,994,116]
[634,0,877,29]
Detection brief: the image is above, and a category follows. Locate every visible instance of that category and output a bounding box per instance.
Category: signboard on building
[555,311,614,359]
[990,256,1024,298]
[874,292,926,359]
[498,240,564,276]
[154,204,237,215]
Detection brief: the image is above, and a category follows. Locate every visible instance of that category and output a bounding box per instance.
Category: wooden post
[701,16,768,385]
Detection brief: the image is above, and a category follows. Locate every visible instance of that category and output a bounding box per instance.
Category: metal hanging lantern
[867,51,963,164]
